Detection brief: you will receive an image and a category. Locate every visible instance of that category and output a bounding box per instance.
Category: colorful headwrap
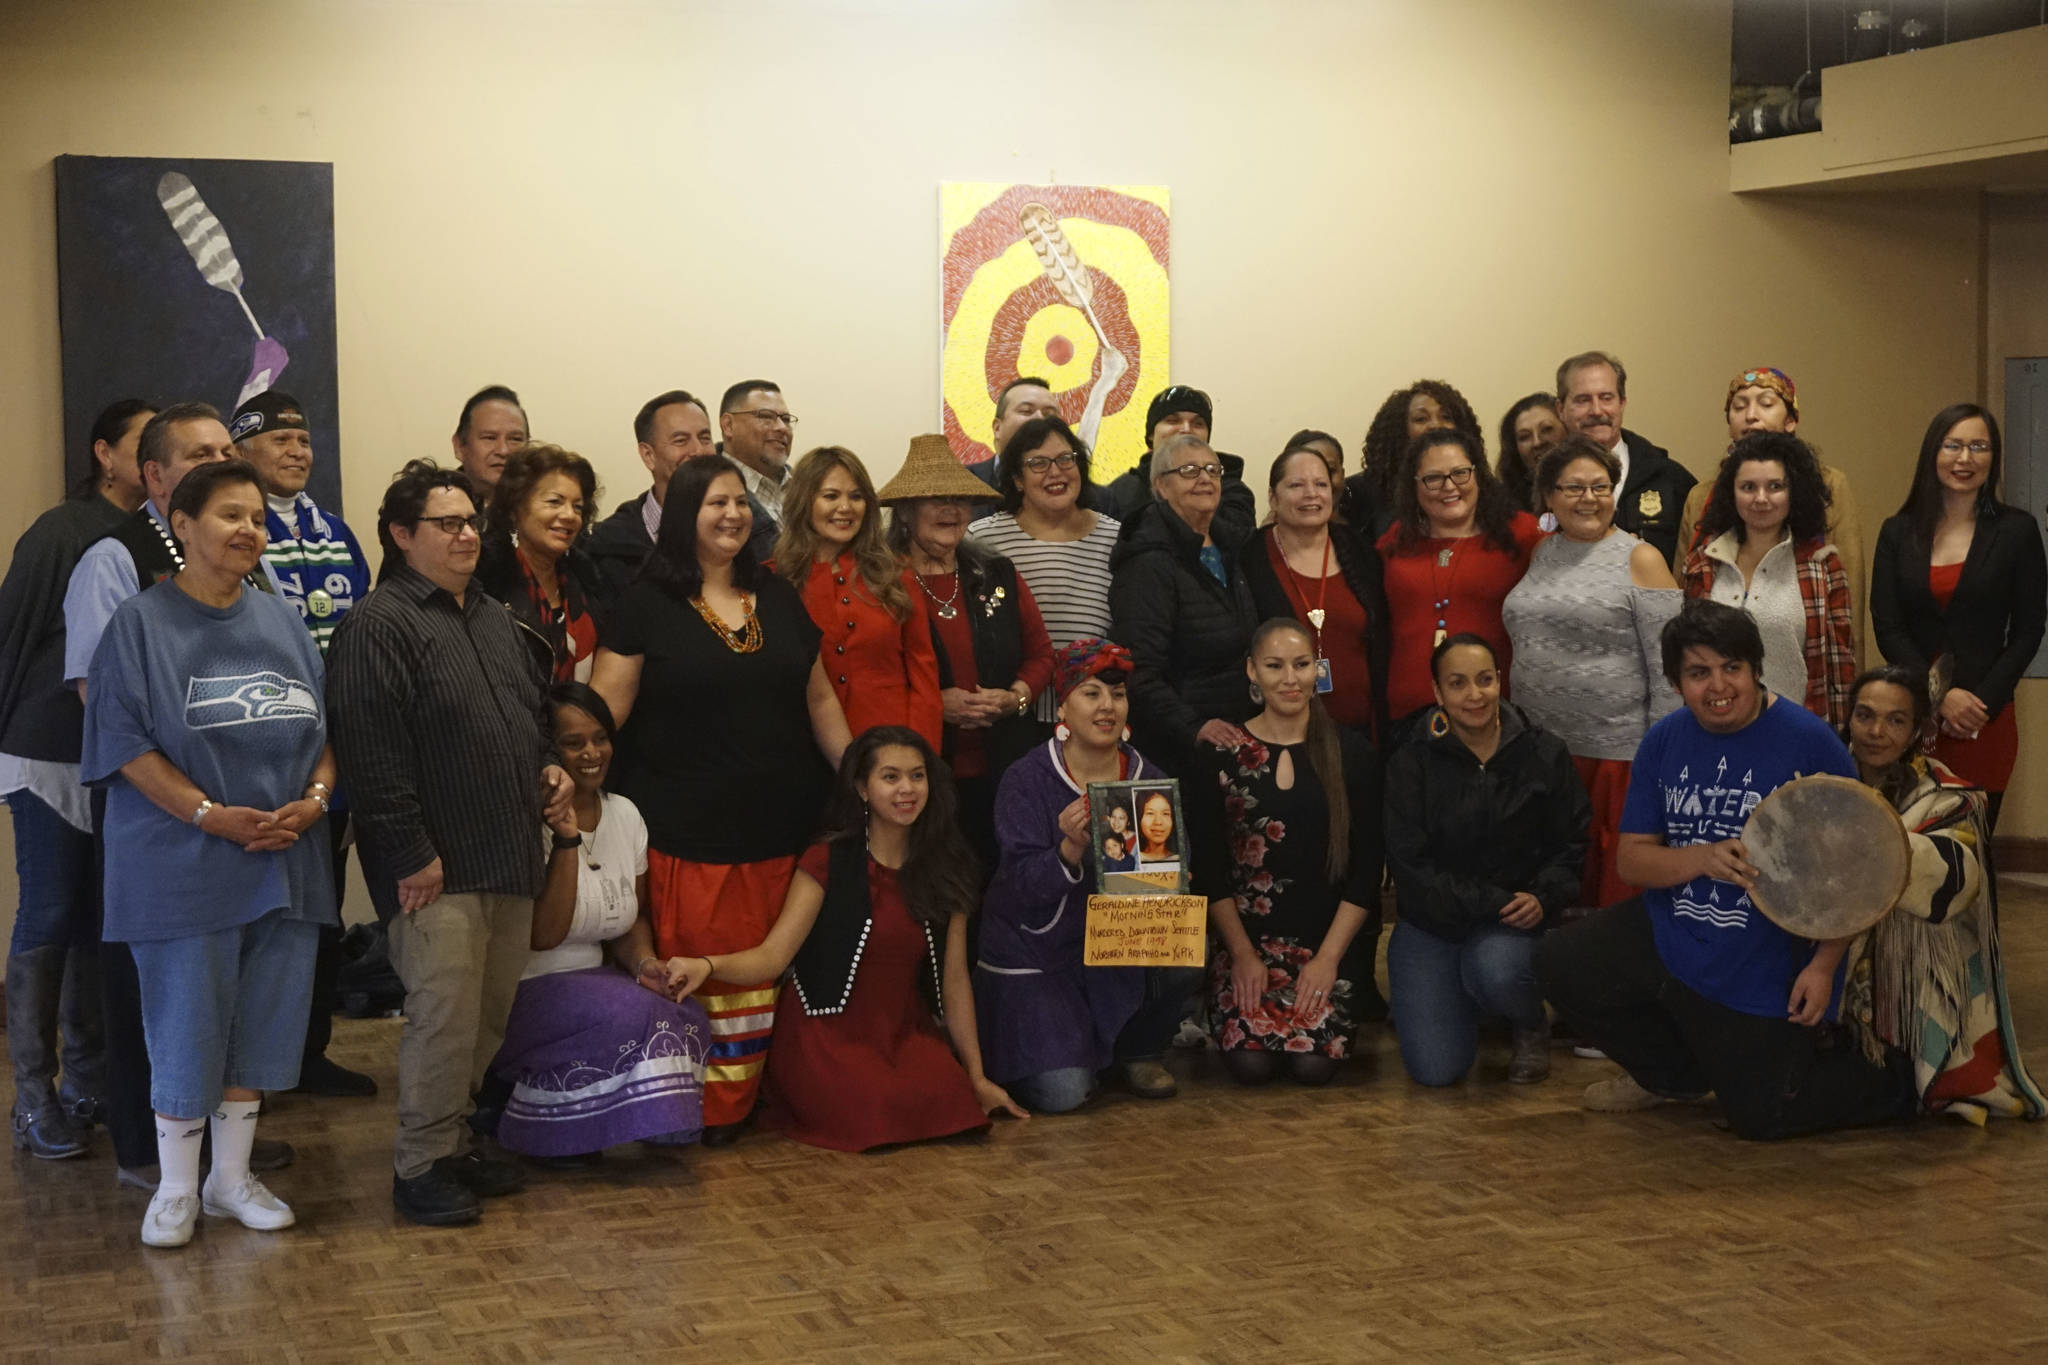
[1725,366,1798,419]
[1054,638,1134,703]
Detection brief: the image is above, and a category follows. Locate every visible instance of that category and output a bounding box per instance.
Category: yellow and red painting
[940,183,1170,481]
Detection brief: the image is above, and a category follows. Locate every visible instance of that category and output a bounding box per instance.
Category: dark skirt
[493,966,709,1156]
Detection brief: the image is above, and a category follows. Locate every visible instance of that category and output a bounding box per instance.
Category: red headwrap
[1054,638,1134,703]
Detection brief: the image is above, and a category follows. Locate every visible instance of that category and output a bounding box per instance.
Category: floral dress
[1190,731,1383,1058]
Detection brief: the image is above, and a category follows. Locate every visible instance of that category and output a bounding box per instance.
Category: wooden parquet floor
[8,889,2048,1364]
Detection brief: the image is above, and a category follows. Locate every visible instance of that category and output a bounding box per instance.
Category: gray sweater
[1501,531,1682,761]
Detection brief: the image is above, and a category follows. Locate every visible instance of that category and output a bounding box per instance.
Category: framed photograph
[1088,778,1186,895]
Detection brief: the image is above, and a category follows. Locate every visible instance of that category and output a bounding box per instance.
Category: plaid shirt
[1681,533,1854,727]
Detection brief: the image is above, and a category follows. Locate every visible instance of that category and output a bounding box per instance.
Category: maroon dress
[759,843,990,1152]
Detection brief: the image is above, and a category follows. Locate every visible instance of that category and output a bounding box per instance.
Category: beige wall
[0,0,1994,938]
[1986,194,2048,840]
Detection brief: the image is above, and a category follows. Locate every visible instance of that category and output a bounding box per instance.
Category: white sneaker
[202,1173,296,1231]
[141,1191,200,1247]
[1571,1043,1608,1060]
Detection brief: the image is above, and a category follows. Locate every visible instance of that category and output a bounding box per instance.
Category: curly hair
[1696,430,1833,546]
[994,415,1091,515]
[1387,429,1520,555]
[772,445,910,620]
[1495,392,1562,512]
[487,442,599,548]
[1360,380,1484,506]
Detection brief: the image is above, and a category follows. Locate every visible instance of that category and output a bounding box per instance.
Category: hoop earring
[1055,722,1072,742]
[1249,682,1264,706]
[1428,708,1450,738]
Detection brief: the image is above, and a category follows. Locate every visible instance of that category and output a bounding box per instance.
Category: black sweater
[1383,705,1590,942]
[0,495,128,762]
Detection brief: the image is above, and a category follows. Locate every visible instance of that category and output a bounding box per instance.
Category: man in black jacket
[1093,386,1255,545]
[965,375,1061,493]
[586,389,775,607]
[1556,350,1695,564]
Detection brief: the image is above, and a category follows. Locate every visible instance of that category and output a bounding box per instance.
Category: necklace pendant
[937,603,958,620]
[1306,607,1326,631]
[1437,547,1455,568]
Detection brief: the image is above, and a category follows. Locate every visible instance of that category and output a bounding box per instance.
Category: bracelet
[304,789,331,814]
[191,798,215,828]
[1014,687,1030,716]
[634,955,660,977]
[700,956,716,980]
[306,781,332,798]
[551,832,582,852]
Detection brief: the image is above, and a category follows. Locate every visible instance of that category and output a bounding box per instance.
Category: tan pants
[386,892,533,1179]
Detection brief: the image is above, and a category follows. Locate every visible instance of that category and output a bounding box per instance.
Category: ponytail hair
[1248,617,1350,883]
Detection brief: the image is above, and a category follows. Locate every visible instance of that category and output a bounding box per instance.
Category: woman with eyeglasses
[1868,405,2047,832]
[879,436,1054,875]
[969,416,1122,731]
[1502,435,1681,910]
[1680,430,1854,728]
[774,446,943,751]
[476,444,605,683]
[1109,434,1260,776]
[1376,429,1544,740]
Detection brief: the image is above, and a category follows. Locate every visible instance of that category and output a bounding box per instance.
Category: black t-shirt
[606,575,832,863]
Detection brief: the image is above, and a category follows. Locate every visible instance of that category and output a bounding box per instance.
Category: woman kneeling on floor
[675,726,1023,1150]
[1839,666,2043,1122]
[484,683,709,1162]
[1384,633,1589,1086]
[1189,618,1384,1085]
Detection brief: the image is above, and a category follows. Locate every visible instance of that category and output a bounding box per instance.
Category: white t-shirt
[523,792,650,980]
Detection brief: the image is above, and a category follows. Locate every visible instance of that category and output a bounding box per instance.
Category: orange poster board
[1083,895,1207,968]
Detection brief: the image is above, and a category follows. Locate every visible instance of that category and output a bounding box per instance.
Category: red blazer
[799,554,942,750]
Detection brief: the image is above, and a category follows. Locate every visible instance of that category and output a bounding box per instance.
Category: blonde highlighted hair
[772,446,911,620]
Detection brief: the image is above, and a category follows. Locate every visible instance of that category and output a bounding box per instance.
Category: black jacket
[929,549,1041,776]
[1869,504,2048,721]
[1108,500,1260,776]
[0,495,127,762]
[1339,472,1397,542]
[475,536,608,683]
[1610,429,1696,564]
[1383,704,1589,943]
[1237,523,1393,744]
[583,488,779,612]
[1094,448,1256,546]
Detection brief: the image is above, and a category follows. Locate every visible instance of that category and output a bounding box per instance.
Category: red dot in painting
[1045,335,1074,366]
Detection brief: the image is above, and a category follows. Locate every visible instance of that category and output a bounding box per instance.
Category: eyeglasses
[1417,466,1476,491]
[415,513,485,536]
[1166,462,1223,481]
[1022,452,1080,473]
[1554,481,1614,500]
[1940,439,1992,457]
[745,410,798,428]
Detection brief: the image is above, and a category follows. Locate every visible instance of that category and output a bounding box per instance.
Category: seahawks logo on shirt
[184,671,319,729]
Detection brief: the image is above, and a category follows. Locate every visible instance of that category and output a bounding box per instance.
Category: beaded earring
[1055,722,1072,742]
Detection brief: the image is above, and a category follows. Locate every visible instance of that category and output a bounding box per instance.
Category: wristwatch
[191,798,215,827]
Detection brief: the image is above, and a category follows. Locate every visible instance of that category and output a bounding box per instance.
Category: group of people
[2,352,2042,1254]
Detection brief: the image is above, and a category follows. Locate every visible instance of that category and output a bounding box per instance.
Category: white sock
[208,1099,262,1187]
[155,1115,206,1197]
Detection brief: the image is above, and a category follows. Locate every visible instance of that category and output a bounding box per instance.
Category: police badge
[1637,489,1663,520]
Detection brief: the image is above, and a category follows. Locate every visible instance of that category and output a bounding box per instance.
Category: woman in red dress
[773,446,943,750]
[1377,428,1544,737]
[676,727,1025,1151]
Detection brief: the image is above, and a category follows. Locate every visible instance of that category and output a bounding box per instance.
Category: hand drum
[1741,774,1910,940]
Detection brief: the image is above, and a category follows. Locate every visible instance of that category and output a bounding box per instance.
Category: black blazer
[1237,522,1393,744]
[1869,504,2048,719]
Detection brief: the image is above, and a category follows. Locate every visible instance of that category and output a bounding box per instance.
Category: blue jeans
[8,789,96,955]
[1387,921,1544,1086]
[1009,1067,1094,1114]
[129,909,320,1118]
[1008,965,1205,1113]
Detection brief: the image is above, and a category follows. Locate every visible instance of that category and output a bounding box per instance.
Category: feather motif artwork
[156,171,290,405]
[1017,202,1109,340]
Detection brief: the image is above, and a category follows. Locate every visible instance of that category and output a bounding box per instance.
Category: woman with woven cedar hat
[774,446,943,750]
[881,435,1055,874]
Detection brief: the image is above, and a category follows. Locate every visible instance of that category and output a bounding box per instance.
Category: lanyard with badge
[1281,534,1336,694]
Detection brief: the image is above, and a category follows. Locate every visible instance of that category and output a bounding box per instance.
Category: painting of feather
[940,183,1170,479]
[54,155,342,510]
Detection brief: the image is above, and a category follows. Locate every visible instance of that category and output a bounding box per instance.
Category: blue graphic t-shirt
[82,580,337,943]
[1620,695,1856,1018]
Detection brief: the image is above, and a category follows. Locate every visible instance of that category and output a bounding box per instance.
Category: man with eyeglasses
[588,390,777,605]
[1093,386,1254,541]
[718,380,796,528]
[325,459,574,1229]
[1555,351,1695,565]
[1673,366,1865,663]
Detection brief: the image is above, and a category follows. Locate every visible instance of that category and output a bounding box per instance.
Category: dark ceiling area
[1732,0,2044,87]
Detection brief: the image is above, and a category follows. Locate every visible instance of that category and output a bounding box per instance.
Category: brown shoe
[1122,1060,1178,1099]
[1508,1021,1551,1084]
[1580,1072,1713,1112]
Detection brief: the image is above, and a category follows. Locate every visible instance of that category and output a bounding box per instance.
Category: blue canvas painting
[55,155,342,512]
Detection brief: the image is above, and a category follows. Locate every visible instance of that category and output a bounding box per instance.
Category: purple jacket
[972,737,1157,1083]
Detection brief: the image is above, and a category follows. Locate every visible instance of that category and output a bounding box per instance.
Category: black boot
[56,943,108,1128]
[8,946,89,1159]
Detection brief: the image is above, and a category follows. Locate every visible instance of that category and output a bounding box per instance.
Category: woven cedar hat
[875,434,995,503]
